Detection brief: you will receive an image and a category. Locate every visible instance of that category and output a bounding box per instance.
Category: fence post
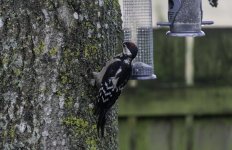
[185,37,195,86]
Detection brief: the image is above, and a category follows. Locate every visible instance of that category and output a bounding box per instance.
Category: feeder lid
[166,31,205,37]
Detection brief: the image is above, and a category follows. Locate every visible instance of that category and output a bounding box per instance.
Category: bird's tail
[97,109,107,137]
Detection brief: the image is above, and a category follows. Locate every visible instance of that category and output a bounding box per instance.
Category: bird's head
[122,42,138,59]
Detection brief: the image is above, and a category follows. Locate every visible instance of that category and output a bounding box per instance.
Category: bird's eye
[123,44,126,48]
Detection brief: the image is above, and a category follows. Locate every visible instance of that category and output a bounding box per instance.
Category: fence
[118,28,232,150]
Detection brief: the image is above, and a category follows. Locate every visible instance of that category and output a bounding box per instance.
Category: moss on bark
[0,0,122,149]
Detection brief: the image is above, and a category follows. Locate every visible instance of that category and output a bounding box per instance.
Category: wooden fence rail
[118,28,232,150]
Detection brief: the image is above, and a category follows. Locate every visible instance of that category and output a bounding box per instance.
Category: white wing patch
[112,77,119,88]
[116,67,122,75]
[110,66,122,88]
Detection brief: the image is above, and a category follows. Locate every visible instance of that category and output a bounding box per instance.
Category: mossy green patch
[63,117,88,128]
[34,41,45,56]
[3,125,16,142]
[84,21,94,29]
[13,68,21,76]
[9,126,15,139]
[63,116,98,147]
[64,96,74,108]
[62,48,77,64]
[86,137,97,150]
[84,44,98,58]
[49,47,58,56]
[63,117,89,136]
[61,75,68,84]
[2,55,9,65]
[2,130,7,143]
[56,90,62,96]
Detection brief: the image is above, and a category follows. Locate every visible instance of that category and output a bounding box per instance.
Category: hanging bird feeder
[157,0,214,37]
[122,0,156,80]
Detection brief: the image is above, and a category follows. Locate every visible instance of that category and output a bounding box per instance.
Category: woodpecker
[93,42,138,137]
[209,0,218,7]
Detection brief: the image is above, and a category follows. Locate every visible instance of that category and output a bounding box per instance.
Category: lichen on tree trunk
[0,0,122,149]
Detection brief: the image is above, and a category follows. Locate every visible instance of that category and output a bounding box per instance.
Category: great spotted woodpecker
[93,42,138,137]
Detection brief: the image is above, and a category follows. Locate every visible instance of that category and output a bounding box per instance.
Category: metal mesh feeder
[122,0,156,80]
[157,0,214,37]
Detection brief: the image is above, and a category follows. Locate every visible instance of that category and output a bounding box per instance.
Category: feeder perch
[157,0,214,37]
[122,0,156,80]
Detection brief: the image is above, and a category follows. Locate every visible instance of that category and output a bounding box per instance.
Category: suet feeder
[122,0,156,80]
[157,0,214,37]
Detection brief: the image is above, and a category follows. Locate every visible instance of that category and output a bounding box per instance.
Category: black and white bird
[93,42,138,137]
[209,0,218,7]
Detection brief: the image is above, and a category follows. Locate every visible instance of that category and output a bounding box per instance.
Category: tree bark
[0,0,122,149]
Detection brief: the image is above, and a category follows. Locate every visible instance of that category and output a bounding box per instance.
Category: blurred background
[118,1,232,150]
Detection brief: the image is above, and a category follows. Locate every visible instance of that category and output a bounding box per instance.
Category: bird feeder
[157,0,214,37]
[122,0,156,80]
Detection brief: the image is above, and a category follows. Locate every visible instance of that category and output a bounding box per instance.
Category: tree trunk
[0,0,122,149]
